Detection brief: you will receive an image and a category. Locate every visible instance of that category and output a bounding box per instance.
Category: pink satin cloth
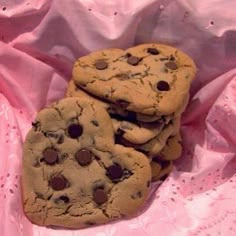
[0,1,236,235]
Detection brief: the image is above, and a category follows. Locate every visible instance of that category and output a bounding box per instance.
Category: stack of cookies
[67,43,196,182]
[22,44,196,229]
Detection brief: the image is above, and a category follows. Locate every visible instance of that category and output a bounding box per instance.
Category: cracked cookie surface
[22,97,151,229]
[72,43,196,116]
[66,79,174,123]
[66,80,187,145]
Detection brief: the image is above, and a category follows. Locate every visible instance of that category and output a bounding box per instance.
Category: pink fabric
[0,0,236,235]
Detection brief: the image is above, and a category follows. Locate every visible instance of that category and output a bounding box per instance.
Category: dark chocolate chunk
[127,56,140,66]
[43,148,58,165]
[93,188,108,204]
[75,149,92,166]
[107,164,123,180]
[68,123,83,139]
[156,81,170,91]
[147,180,151,187]
[50,175,67,191]
[95,60,108,70]
[165,61,178,70]
[147,48,159,55]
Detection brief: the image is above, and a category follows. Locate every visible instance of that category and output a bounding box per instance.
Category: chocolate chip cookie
[156,133,182,161]
[66,79,174,123]
[149,133,182,181]
[151,159,173,182]
[112,118,165,145]
[66,80,187,145]
[115,117,180,158]
[22,97,152,229]
[72,44,196,116]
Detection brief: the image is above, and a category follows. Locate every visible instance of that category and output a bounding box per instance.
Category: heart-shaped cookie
[22,97,151,229]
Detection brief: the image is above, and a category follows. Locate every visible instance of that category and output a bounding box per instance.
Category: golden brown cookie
[72,43,196,116]
[151,160,173,182]
[22,97,151,229]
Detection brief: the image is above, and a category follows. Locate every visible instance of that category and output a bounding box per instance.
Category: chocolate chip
[147,180,151,187]
[127,56,140,66]
[50,175,67,191]
[75,149,92,166]
[93,188,108,204]
[156,81,170,91]
[116,99,130,109]
[147,48,159,55]
[68,124,83,139]
[59,196,69,203]
[107,164,123,180]
[43,148,58,165]
[165,61,178,70]
[95,61,108,70]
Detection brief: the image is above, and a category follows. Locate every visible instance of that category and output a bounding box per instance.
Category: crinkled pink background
[0,0,236,236]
